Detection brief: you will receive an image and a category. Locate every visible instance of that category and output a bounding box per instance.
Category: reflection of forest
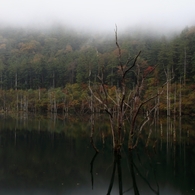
[0,114,194,194]
[91,138,194,195]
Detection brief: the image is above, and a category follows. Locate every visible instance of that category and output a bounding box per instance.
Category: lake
[0,113,194,195]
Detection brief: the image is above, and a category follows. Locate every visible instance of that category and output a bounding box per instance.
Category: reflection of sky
[0,185,184,195]
[9,183,182,195]
[160,184,181,195]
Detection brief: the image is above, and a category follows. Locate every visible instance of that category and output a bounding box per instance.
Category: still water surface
[0,114,194,195]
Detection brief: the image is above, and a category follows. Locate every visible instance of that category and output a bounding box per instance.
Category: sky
[0,0,195,34]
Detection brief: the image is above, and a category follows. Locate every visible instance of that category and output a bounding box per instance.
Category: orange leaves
[143,66,155,77]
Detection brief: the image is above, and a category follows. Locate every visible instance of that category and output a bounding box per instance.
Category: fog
[1,0,195,35]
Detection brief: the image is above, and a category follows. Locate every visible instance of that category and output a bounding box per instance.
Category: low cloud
[0,0,195,35]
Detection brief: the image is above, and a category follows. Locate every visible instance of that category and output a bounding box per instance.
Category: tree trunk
[52,71,55,88]
[184,47,187,86]
[179,78,182,117]
[15,72,18,90]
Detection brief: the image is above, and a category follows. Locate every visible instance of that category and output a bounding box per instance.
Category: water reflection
[0,114,194,195]
[90,151,98,190]
[90,148,160,195]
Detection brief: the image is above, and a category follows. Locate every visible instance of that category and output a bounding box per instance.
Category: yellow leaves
[55,49,64,56]
[108,86,117,97]
[0,59,5,70]
[0,43,6,50]
[186,26,195,36]
[146,77,157,86]
[70,99,79,106]
[45,37,57,44]
[65,44,73,53]
[54,44,72,57]
[47,56,57,63]
[18,40,40,52]
[185,89,195,105]
[0,36,7,45]
[11,48,20,54]
[80,44,90,51]
[65,83,88,108]
[32,54,44,64]
[112,48,127,57]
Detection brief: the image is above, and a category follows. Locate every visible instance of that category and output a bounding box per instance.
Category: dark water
[0,114,194,195]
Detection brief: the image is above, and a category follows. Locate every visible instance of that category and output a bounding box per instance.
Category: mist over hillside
[0,24,195,89]
[0,22,195,114]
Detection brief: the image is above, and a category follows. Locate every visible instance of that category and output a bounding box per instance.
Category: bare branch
[123,51,141,79]
[132,102,160,149]
[88,82,113,118]
[115,25,123,73]
[133,113,150,148]
[130,91,163,138]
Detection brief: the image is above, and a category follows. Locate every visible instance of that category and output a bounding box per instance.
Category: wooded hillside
[0,25,195,114]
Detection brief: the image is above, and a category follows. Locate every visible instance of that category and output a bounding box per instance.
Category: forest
[0,25,195,115]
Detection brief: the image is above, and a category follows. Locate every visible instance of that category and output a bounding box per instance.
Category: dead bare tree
[89,27,163,153]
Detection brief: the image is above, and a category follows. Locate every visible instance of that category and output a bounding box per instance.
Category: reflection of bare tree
[129,151,140,195]
[90,113,99,189]
[90,114,99,153]
[90,151,98,189]
[90,151,124,195]
[130,150,159,195]
[90,149,159,195]
[107,152,123,195]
